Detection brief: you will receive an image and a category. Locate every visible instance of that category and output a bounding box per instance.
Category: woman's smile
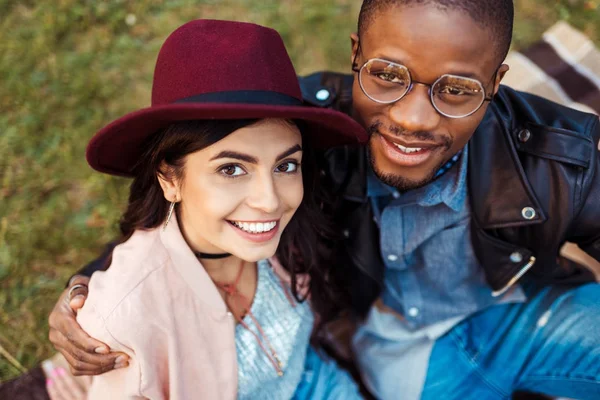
[227,219,281,243]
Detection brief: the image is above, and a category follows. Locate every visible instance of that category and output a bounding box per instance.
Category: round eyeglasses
[353,58,496,119]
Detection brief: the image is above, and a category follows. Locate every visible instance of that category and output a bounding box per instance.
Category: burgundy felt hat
[86,19,367,176]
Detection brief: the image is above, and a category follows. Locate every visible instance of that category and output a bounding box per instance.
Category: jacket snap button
[521,207,536,220]
[343,229,350,238]
[316,89,330,101]
[518,129,531,143]
[387,254,398,262]
[510,252,523,263]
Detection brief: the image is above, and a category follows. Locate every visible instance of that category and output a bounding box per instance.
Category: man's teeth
[394,143,423,153]
[231,221,277,234]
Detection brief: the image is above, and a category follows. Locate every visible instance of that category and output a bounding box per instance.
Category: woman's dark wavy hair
[113,119,345,338]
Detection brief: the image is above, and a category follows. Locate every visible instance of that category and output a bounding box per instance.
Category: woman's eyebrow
[209,151,258,163]
[276,144,302,161]
[209,144,302,164]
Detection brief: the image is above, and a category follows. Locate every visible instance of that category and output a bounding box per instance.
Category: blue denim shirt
[353,145,525,399]
[368,144,525,328]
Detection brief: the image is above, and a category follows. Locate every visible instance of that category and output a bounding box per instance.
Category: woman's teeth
[394,143,423,153]
[230,221,277,234]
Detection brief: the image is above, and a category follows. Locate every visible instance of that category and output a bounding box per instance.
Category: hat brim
[86,102,367,177]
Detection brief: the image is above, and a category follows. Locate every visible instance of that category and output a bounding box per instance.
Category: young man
[47,1,600,398]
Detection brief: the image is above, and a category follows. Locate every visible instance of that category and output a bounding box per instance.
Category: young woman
[75,19,367,399]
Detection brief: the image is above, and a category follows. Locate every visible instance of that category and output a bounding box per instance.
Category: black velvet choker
[193,251,231,260]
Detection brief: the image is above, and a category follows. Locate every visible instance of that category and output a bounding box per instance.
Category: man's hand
[48,275,130,376]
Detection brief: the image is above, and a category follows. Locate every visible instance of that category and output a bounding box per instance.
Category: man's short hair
[357,0,514,63]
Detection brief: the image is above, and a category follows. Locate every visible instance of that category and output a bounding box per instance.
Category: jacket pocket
[514,122,594,168]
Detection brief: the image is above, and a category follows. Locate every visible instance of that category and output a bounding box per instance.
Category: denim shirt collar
[366,144,468,212]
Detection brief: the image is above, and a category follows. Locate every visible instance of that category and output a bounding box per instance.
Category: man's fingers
[69,296,86,312]
[68,275,91,289]
[56,339,130,376]
[60,276,90,310]
[58,313,110,354]
[66,285,88,312]
[50,320,109,355]
[59,342,127,373]
[59,349,109,375]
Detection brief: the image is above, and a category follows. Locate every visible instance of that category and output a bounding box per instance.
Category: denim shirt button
[387,254,399,262]
[408,307,419,317]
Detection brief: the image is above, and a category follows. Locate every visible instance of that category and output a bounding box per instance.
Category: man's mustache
[368,121,452,150]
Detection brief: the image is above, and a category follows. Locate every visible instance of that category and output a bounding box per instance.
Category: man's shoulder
[488,86,599,169]
[494,85,599,142]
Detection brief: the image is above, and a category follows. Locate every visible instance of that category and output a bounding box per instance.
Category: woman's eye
[220,165,246,177]
[276,161,298,173]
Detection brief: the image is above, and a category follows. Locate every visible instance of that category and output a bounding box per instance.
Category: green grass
[1,0,599,381]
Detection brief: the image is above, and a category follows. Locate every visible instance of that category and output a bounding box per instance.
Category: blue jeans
[293,346,363,399]
[422,283,600,400]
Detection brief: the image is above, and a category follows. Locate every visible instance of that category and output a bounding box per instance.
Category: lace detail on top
[235,259,314,400]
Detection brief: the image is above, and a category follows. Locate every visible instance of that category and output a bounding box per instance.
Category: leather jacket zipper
[491,256,536,297]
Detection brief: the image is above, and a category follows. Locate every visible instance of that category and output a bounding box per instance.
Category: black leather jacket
[300,71,600,317]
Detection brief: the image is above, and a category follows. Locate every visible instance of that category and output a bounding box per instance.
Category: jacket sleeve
[297,71,354,115]
[569,116,600,262]
[77,302,146,399]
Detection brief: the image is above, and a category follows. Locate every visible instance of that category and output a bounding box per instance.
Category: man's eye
[374,72,407,84]
[439,86,476,96]
[275,161,298,173]
[220,165,246,177]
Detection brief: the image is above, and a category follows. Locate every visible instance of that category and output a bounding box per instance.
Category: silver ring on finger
[68,284,88,301]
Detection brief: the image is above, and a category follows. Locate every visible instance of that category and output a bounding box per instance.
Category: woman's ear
[157,163,181,202]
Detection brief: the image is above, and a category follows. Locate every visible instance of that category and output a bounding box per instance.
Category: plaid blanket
[504,21,600,117]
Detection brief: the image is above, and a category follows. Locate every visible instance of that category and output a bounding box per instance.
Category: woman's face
[160,119,304,262]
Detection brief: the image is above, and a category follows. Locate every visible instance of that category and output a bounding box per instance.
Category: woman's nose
[246,174,280,213]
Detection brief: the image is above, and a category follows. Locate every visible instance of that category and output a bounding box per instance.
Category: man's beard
[367,122,452,192]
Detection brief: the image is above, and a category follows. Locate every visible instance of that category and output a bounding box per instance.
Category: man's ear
[350,33,360,67]
[157,163,180,203]
[493,64,510,95]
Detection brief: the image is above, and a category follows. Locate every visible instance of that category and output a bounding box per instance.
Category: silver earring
[163,201,176,231]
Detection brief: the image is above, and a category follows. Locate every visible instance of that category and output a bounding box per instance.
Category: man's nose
[388,84,441,134]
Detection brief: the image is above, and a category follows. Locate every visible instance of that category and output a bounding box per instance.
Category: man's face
[351,5,508,191]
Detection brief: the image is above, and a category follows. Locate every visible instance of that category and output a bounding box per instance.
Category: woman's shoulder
[85,228,174,319]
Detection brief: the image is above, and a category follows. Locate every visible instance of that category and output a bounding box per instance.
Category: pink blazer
[78,214,294,399]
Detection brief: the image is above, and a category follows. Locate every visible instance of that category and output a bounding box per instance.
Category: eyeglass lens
[359,59,486,117]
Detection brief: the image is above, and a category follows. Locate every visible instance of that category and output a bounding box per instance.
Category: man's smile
[376,133,441,168]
